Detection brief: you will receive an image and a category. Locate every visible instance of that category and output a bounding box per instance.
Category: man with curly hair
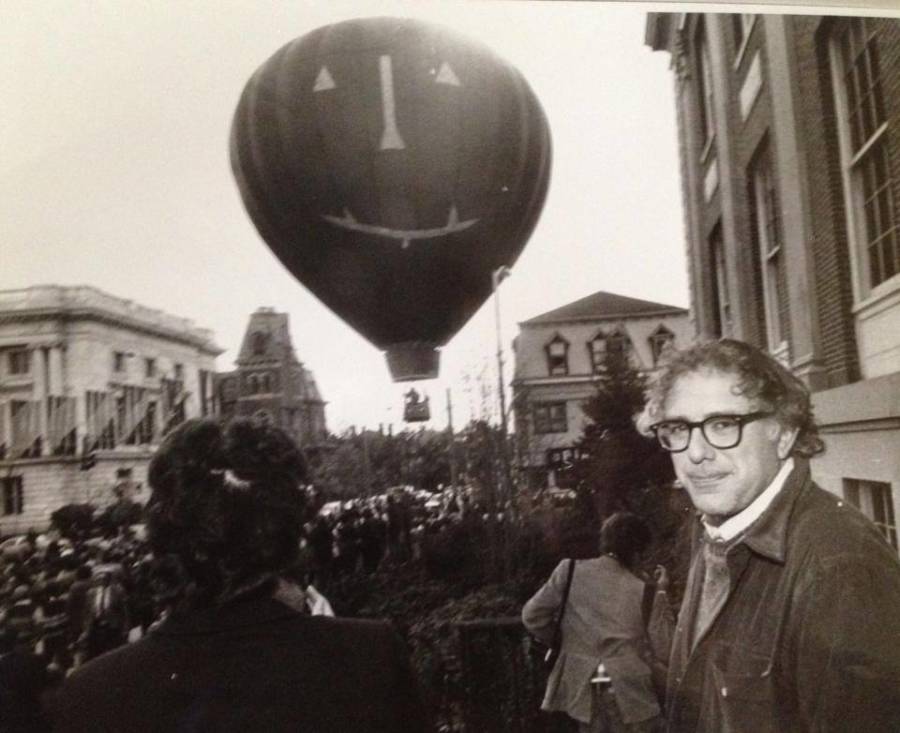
[640,339,900,732]
[48,418,430,732]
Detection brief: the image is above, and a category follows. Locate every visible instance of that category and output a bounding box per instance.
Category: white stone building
[512,291,691,489]
[0,285,221,535]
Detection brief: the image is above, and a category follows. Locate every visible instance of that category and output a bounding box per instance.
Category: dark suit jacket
[48,596,430,732]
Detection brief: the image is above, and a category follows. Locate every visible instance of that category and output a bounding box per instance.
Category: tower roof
[236,307,297,366]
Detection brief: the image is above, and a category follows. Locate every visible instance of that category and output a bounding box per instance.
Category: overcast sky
[2,0,696,433]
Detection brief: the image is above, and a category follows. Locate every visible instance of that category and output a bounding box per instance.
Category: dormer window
[588,333,607,374]
[545,335,569,376]
[605,329,631,363]
[648,326,675,366]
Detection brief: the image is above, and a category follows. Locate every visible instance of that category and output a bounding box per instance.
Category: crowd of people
[0,526,156,730]
[0,447,527,731]
[301,484,519,580]
[5,339,900,732]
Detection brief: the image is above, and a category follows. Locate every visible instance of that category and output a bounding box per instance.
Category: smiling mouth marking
[323,206,479,249]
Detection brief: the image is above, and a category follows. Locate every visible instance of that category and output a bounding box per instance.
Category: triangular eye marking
[435,62,461,87]
[314,67,336,92]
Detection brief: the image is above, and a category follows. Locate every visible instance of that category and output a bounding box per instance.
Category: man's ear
[776,424,799,459]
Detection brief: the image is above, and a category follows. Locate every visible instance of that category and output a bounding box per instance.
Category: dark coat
[666,459,900,732]
[48,596,430,733]
[0,649,53,733]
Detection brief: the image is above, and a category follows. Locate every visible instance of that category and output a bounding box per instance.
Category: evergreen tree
[572,346,676,529]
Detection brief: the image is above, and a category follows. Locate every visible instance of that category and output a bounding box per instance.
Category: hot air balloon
[231,16,551,381]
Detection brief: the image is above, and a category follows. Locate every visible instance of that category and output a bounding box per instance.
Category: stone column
[763,15,828,390]
[48,345,64,396]
[33,345,48,455]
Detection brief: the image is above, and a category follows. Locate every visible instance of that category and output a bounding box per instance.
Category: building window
[2,476,24,516]
[695,20,716,150]
[748,140,788,352]
[145,358,156,378]
[7,348,30,376]
[10,400,40,458]
[173,363,184,381]
[588,333,606,373]
[648,326,675,366]
[709,224,731,337]
[830,18,899,292]
[844,478,897,549]
[605,330,631,362]
[251,331,269,356]
[544,335,569,376]
[533,403,568,434]
[113,351,127,373]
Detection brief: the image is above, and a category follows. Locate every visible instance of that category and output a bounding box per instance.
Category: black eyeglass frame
[649,411,775,453]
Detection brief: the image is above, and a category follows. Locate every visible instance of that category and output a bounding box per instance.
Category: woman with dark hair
[522,512,672,732]
[49,418,429,732]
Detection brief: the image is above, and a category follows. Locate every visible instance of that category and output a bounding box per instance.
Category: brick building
[512,291,690,489]
[215,308,327,452]
[0,286,221,534]
[646,13,900,548]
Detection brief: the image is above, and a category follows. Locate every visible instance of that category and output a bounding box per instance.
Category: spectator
[522,512,671,732]
[48,418,430,732]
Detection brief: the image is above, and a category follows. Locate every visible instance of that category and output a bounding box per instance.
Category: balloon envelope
[231,16,552,380]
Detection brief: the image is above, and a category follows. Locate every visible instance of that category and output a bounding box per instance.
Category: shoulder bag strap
[550,558,576,650]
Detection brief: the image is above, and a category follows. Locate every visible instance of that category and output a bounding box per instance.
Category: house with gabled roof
[512,290,691,489]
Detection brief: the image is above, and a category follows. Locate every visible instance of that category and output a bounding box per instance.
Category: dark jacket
[48,595,430,732]
[666,459,900,732]
[0,648,54,733]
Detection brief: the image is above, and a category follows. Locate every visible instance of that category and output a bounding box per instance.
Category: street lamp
[492,266,513,504]
[492,266,512,434]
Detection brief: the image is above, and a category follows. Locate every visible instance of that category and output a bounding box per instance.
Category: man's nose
[685,425,715,463]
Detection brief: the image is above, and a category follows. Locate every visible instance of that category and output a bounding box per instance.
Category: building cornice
[0,309,223,355]
[0,286,223,356]
[519,308,688,328]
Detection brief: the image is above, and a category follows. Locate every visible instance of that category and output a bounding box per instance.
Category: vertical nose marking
[379,55,406,150]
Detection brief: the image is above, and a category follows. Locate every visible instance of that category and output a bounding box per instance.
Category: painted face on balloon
[232,17,551,374]
[310,51,485,249]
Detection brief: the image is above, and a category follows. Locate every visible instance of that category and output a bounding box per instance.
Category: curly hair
[145,418,310,608]
[638,339,825,458]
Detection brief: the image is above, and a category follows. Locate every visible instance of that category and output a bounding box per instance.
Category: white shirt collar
[703,458,795,543]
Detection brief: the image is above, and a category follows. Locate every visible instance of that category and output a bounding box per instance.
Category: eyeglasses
[649,411,774,453]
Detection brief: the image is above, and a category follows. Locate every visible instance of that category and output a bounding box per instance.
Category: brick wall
[792,16,860,387]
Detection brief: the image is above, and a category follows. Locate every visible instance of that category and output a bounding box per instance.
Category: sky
[1,0,695,434]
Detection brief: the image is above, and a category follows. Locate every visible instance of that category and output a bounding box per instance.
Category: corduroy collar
[739,458,811,564]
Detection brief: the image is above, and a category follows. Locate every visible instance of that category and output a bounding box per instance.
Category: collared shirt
[702,458,794,543]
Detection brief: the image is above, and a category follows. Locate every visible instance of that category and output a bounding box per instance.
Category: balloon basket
[386,343,440,382]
